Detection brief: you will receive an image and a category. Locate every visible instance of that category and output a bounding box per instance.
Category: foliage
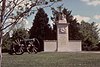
[29,8,57,51]
[29,8,55,40]
[2,33,11,50]
[2,28,29,51]
[79,21,100,51]
[62,8,82,40]
[12,28,29,41]
[29,8,48,39]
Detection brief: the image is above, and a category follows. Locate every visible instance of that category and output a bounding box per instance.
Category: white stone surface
[68,40,82,52]
[57,24,69,52]
[44,40,57,52]
[44,40,82,52]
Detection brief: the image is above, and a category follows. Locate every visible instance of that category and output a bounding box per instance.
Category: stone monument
[44,13,81,52]
[57,13,69,52]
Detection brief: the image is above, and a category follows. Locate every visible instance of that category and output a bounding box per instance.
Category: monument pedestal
[57,23,69,52]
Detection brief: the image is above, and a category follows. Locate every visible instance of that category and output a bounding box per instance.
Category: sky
[62,0,100,23]
[25,0,100,30]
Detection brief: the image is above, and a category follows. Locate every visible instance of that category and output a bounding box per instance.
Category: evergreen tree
[62,8,82,40]
[29,8,55,51]
[29,8,52,40]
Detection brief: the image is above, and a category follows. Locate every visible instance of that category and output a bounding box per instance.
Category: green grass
[2,52,100,67]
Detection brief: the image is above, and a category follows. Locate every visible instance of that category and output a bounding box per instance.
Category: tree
[62,8,82,40]
[79,21,100,51]
[0,0,62,66]
[29,8,57,40]
[2,32,11,52]
[12,28,29,41]
[2,28,29,53]
[29,8,49,40]
[29,8,57,51]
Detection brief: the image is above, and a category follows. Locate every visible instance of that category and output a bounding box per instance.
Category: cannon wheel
[27,38,40,54]
[14,45,24,55]
[34,38,40,52]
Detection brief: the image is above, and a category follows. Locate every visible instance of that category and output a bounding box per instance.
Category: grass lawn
[2,52,100,67]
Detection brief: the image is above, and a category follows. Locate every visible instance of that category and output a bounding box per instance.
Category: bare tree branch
[1,2,36,31]
[1,0,58,31]
[3,6,16,26]
[1,20,18,31]
[4,0,18,18]
[3,0,24,25]
[1,0,6,33]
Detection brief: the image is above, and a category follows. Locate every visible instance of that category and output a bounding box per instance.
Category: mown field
[2,52,100,67]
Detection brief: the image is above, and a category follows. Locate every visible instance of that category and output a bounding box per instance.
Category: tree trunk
[0,0,6,66]
[0,21,3,67]
[0,17,3,67]
[0,31,2,67]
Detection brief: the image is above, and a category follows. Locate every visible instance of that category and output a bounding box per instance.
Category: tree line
[2,7,100,51]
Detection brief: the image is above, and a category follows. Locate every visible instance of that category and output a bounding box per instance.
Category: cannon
[8,38,40,55]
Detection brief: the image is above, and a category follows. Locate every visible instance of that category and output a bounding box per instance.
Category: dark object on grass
[8,38,40,55]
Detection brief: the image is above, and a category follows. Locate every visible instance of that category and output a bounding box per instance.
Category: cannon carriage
[8,38,40,55]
